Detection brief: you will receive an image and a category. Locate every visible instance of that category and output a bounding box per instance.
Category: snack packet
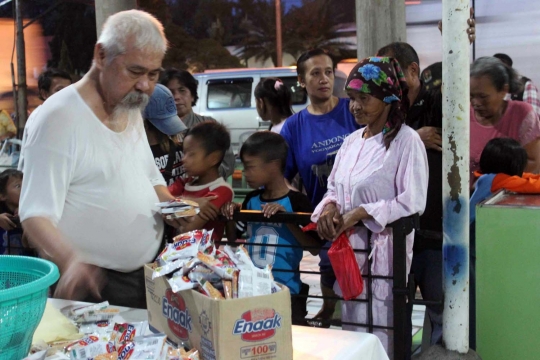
[156,198,199,209]
[196,252,235,280]
[159,230,206,264]
[181,258,201,276]
[79,320,114,335]
[71,302,110,317]
[110,322,147,347]
[198,229,215,256]
[232,270,239,299]
[187,265,222,284]
[238,265,272,298]
[168,272,197,293]
[78,308,120,323]
[22,350,47,360]
[152,259,187,279]
[69,341,116,360]
[198,279,225,300]
[166,346,200,360]
[116,334,167,360]
[222,280,232,299]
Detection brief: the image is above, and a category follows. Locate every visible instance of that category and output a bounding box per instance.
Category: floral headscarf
[345,56,409,148]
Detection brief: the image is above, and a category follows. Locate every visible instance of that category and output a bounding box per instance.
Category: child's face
[1,176,22,209]
[182,135,212,177]
[242,155,273,189]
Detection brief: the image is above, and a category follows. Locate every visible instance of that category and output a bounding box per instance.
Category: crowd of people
[1,8,539,360]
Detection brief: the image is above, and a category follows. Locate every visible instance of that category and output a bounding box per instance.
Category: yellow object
[0,109,16,138]
[32,301,80,344]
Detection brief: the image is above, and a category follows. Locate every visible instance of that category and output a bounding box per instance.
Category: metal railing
[220,210,421,360]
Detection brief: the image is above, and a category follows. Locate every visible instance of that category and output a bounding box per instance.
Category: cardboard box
[144,264,293,360]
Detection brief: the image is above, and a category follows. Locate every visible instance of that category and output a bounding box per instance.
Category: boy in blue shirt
[221,131,321,325]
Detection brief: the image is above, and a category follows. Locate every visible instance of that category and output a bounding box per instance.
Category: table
[45,299,389,360]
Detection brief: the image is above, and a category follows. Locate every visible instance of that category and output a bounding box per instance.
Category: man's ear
[502,83,510,95]
[0,193,6,202]
[408,62,420,79]
[94,43,107,70]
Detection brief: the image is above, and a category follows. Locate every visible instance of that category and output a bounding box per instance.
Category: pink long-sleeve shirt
[312,125,429,299]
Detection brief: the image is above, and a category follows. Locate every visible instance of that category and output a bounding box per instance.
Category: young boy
[168,121,233,245]
[221,131,321,325]
[0,169,34,255]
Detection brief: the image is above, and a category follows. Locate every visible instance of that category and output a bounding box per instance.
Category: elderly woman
[312,57,428,356]
[470,57,540,185]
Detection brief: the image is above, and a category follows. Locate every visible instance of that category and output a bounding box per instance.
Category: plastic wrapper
[71,302,110,317]
[198,279,225,300]
[166,346,200,360]
[69,341,116,359]
[116,334,167,360]
[22,350,47,360]
[196,252,235,280]
[328,229,364,301]
[238,265,272,298]
[152,259,187,280]
[232,270,239,299]
[168,272,197,293]
[79,320,114,335]
[78,308,120,323]
[158,230,206,264]
[197,229,215,256]
[222,280,232,299]
[110,322,147,348]
[187,265,222,284]
[223,245,253,269]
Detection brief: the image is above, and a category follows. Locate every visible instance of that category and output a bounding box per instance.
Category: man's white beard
[109,91,150,133]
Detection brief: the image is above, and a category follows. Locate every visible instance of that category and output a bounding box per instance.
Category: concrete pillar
[95,0,138,37]
[355,0,406,60]
[441,0,471,353]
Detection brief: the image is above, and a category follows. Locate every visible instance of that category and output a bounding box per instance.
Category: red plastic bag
[303,223,363,301]
[328,231,364,300]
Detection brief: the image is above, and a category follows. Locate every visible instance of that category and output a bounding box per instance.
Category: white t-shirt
[19,86,166,272]
[270,120,286,134]
[18,104,42,171]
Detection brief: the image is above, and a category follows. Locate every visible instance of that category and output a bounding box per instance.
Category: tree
[234,0,353,67]
[141,1,243,71]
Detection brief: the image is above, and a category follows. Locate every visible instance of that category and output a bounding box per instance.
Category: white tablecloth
[46,299,388,360]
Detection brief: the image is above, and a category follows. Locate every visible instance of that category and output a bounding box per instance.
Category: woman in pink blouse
[312,57,428,357]
[470,57,540,185]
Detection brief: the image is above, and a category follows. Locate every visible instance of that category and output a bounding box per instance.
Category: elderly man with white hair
[19,10,174,308]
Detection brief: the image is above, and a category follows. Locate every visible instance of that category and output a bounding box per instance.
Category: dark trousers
[405,249,444,358]
[291,282,310,325]
[85,267,147,309]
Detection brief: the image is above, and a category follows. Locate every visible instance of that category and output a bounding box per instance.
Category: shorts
[319,241,336,288]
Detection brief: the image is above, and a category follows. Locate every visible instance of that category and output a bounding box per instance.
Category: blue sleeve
[280,118,298,181]
[470,174,496,224]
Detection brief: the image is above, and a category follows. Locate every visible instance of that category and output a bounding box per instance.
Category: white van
[192,67,347,151]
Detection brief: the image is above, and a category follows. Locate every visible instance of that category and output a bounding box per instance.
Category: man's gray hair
[98,10,167,64]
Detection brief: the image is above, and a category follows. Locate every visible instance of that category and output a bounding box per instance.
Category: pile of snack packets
[28,301,199,360]
[27,228,279,360]
[153,229,278,299]
[157,199,200,220]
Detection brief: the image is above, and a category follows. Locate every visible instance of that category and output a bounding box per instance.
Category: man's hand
[261,203,286,218]
[316,203,342,241]
[54,259,106,300]
[417,126,443,151]
[0,213,16,231]
[438,7,476,44]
